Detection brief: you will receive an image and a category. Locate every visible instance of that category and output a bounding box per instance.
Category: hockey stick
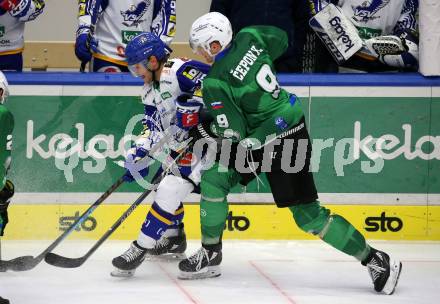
[0,176,123,272]
[80,0,102,72]
[44,148,187,268]
[0,130,171,271]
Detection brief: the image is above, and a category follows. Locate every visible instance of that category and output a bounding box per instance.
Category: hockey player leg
[289,201,402,294]
[145,175,194,259]
[0,180,14,237]
[111,202,184,277]
[111,175,192,277]
[178,164,239,280]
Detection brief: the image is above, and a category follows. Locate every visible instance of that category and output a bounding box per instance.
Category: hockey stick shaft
[0,176,124,271]
[47,180,157,268]
[45,148,187,268]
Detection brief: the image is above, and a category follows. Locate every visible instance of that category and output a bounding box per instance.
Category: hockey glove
[364,33,419,69]
[176,99,203,130]
[123,147,150,183]
[0,180,14,236]
[75,26,98,64]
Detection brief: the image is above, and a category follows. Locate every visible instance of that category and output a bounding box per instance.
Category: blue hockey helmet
[125,32,172,67]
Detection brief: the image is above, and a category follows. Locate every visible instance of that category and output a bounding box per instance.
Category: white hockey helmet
[0,71,9,105]
[189,12,233,57]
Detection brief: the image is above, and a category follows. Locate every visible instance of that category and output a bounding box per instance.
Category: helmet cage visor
[128,59,150,77]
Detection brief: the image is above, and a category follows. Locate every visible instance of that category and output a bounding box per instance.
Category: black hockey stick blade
[44,188,153,268]
[44,147,187,269]
[0,255,36,272]
[0,177,124,272]
[44,254,84,269]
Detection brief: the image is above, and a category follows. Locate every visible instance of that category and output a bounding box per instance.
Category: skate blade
[382,258,402,295]
[110,268,136,278]
[178,266,221,280]
[145,253,186,262]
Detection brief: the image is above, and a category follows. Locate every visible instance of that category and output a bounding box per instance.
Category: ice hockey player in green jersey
[0,71,14,238]
[177,12,402,295]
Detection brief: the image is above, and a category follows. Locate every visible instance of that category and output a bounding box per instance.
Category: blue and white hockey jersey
[135,58,210,183]
[78,0,176,66]
[0,0,45,55]
[309,0,418,39]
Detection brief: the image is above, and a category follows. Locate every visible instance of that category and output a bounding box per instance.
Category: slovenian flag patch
[211,102,224,109]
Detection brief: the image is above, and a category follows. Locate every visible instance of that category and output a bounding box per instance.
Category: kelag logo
[59,211,97,232]
[225,211,250,232]
[365,212,403,232]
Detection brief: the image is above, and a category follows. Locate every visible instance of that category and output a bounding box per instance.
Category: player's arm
[77,0,107,33]
[360,0,419,69]
[152,0,176,45]
[123,103,160,183]
[75,0,106,63]
[240,26,288,62]
[202,78,247,142]
[0,0,45,21]
[176,60,210,94]
[386,0,419,68]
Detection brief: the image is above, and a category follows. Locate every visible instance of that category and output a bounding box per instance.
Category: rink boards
[3,203,440,240]
[3,72,440,241]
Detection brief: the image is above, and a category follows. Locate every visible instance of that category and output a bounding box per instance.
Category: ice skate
[145,228,187,261]
[178,245,222,280]
[111,241,148,277]
[362,248,402,295]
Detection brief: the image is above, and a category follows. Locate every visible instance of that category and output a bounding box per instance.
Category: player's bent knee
[289,201,331,235]
[155,175,193,214]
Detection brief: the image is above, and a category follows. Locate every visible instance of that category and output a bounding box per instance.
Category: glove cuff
[76,25,91,38]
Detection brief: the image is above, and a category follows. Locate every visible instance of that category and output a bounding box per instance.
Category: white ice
[0,240,439,304]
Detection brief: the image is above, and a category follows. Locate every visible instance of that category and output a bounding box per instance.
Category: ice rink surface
[1,240,439,304]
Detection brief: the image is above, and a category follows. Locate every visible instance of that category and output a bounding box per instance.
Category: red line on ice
[249,260,297,304]
[157,262,200,304]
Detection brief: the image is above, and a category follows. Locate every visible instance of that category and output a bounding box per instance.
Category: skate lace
[121,244,144,262]
[155,236,170,249]
[367,256,386,282]
[188,247,208,270]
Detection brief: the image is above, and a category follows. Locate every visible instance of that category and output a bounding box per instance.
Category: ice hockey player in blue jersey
[111,32,210,277]
[0,0,45,71]
[75,0,176,72]
[308,0,419,71]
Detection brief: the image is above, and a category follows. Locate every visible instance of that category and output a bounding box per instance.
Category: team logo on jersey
[182,66,206,84]
[275,117,288,131]
[0,26,4,38]
[121,0,151,27]
[351,0,390,23]
[211,102,224,110]
[122,30,142,44]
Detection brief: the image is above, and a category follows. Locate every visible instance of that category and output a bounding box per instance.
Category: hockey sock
[200,197,228,245]
[199,163,240,245]
[163,204,185,237]
[137,202,184,249]
[289,201,370,261]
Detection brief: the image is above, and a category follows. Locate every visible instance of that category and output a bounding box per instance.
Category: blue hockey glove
[75,26,98,64]
[123,147,150,183]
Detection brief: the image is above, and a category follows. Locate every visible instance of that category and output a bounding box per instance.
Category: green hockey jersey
[0,105,14,188]
[202,25,304,149]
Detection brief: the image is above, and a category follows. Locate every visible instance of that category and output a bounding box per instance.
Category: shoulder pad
[176,60,210,93]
